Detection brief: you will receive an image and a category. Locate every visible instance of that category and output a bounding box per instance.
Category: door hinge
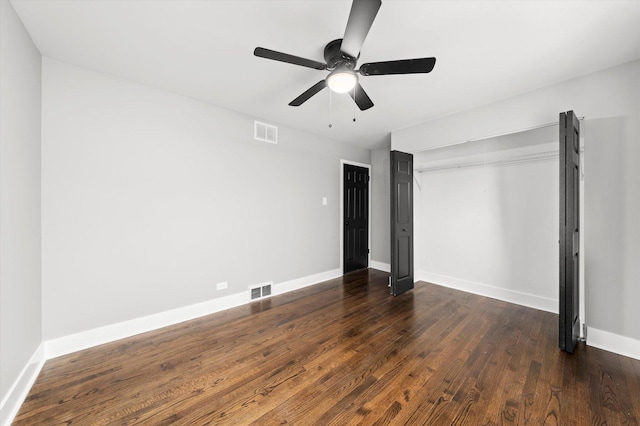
[367,248,370,253]
[367,176,370,182]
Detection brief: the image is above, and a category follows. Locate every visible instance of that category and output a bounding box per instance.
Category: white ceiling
[11,0,640,149]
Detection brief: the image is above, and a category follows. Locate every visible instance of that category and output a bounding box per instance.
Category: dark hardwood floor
[14,269,640,425]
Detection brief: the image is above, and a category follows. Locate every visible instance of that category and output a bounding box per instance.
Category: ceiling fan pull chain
[353,86,357,122]
[329,89,333,128]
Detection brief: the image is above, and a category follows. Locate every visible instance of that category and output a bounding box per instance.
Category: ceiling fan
[254,0,436,111]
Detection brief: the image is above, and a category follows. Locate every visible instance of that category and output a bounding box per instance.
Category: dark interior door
[559,111,580,353]
[390,151,414,296]
[343,164,369,274]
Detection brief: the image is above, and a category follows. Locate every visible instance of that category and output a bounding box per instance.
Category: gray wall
[393,60,640,342]
[0,0,42,410]
[370,146,390,266]
[413,128,560,312]
[585,114,639,340]
[41,58,370,340]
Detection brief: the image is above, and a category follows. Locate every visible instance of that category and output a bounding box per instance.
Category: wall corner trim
[587,327,640,361]
[0,343,46,426]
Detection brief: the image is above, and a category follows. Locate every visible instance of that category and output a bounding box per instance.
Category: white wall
[0,0,42,420]
[393,60,640,348]
[370,145,390,267]
[41,58,370,340]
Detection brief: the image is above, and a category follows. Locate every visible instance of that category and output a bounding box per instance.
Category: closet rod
[411,116,585,154]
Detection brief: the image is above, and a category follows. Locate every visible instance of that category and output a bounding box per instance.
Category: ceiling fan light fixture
[327,69,358,93]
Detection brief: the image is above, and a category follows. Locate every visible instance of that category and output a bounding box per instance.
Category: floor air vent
[250,282,273,300]
[254,121,277,144]
[251,287,262,300]
[262,283,272,297]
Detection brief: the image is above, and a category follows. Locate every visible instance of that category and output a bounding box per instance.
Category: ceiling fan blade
[289,80,327,106]
[341,0,381,59]
[359,57,436,76]
[254,47,327,70]
[349,82,374,111]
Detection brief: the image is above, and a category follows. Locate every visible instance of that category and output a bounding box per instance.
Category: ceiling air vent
[254,121,277,144]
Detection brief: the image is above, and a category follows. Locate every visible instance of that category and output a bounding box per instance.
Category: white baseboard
[45,291,250,359]
[370,261,390,273]
[4,270,640,426]
[416,272,640,361]
[45,268,342,360]
[416,270,558,314]
[0,343,46,426]
[587,327,640,361]
[273,268,341,295]
[4,268,343,425]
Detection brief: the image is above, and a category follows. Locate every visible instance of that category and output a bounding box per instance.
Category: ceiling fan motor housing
[324,39,357,70]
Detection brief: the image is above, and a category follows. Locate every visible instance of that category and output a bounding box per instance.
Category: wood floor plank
[317,297,462,425]
[13,269,640,425]
[330,299,469,425]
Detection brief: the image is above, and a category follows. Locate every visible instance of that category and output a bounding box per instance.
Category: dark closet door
[559,111,581,353]
[390,151,414,296]
[343,164,369,274]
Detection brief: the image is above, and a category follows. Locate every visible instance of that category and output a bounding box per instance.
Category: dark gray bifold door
[559,111,581,353]
[390,151,414,296]
[343,164,369,274]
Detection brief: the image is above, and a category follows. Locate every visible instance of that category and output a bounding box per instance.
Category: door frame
[340,159,371,274]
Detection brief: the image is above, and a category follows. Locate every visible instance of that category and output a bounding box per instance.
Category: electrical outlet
[216,282,227,291]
